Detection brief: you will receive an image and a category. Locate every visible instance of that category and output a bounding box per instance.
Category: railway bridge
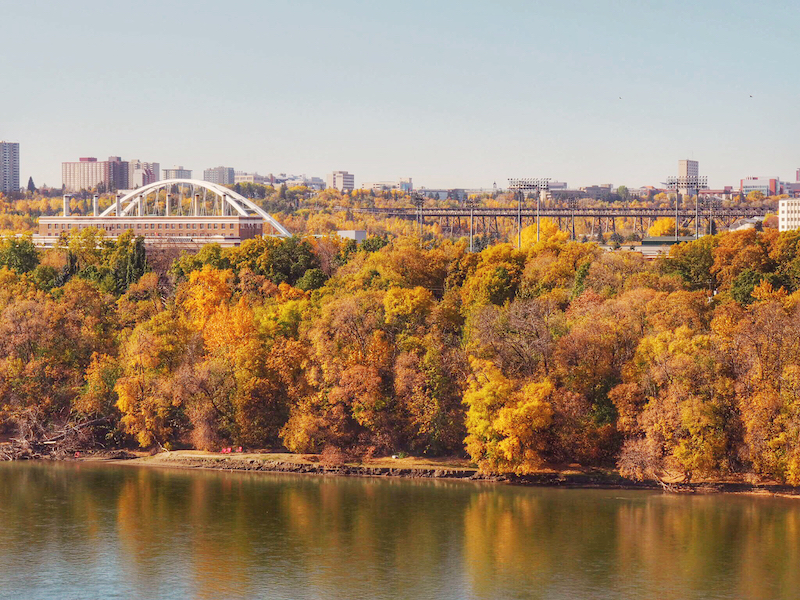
[341,203,770,239]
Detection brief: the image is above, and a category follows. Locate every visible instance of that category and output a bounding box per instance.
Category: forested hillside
[2,224,800,484]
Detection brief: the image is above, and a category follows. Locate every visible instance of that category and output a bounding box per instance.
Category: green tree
[0,235,39,274]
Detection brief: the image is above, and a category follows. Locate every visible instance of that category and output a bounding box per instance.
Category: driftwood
[0,413,110,460]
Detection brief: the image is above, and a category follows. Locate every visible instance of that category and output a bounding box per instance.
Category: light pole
[666,174,708,241]
[410,192,425,240]
[508,178,550,247]
[465,196,478,252]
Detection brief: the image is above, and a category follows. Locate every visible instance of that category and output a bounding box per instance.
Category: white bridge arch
[100,179,291,237]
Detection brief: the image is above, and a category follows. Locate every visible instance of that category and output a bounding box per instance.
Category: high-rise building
[0,141,20,194]
[678,160,699,178]
[163,166,192,179]
[203,166,235,186]
[327,170,354,192]
[674,159,707,195]
[128,160,160,189]
[62,156,129,192]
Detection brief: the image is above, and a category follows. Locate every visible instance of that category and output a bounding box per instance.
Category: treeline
[2,226,800,484]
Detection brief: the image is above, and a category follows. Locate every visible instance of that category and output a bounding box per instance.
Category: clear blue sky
[2,0,798,190]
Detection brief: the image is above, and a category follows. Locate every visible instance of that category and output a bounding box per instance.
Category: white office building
[327,171,355,192]
[235,171,269,185]
[0,141,20,194]
[361,177,413,192]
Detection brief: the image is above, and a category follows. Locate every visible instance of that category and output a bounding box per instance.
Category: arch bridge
[101,179,290,236]
[37,179,290,248]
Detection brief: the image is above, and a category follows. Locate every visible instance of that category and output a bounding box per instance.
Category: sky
[2,0,798,190]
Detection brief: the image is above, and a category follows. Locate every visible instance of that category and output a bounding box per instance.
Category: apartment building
[163,166,192,179]
[203,166,235,185]
[128,160,160,188]
[0,141,20,194]
[62,156,128,192]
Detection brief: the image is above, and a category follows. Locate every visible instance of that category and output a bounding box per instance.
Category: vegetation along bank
[2,221,800,492]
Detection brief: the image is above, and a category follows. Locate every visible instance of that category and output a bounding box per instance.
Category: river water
[0,462,798,600]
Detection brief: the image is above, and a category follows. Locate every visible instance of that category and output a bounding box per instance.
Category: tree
[115,311,192,448]
[26,177,36,194]
[463,358,553,474]
[664,235,717,291]
[0,235,39,274]
[648,218,676,237]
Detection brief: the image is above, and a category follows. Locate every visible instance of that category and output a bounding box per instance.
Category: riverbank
[9,446,800,496]
[99,451,800,497]
[99,450,645,491]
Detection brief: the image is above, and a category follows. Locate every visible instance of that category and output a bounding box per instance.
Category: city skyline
[3,0,798,190]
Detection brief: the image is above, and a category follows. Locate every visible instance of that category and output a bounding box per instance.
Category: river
[0,461,798,599]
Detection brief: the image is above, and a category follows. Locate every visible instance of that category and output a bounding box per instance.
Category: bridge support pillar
[93,195,99,217]
[137,196,143,217]
[63,195,70,217]
[165,194,171,217]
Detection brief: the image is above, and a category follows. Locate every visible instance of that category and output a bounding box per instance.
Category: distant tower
[0,141,20,194]
[678,159,699,195]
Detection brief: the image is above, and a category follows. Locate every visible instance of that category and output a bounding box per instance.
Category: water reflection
[0,462,798,599]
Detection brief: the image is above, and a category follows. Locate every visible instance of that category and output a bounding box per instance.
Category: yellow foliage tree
[648,218,676,237]
[182,266,234,329]
[464,358,553,474]
[383,286,435,331]
[519,218,569,248]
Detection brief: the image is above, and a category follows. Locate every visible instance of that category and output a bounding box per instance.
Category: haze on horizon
[2,0,797,191]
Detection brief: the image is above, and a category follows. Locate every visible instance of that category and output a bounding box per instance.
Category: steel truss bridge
[340,204,770,238]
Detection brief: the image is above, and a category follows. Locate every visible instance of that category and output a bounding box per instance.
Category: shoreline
[84,451,800,497]
[8,448,800,497]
